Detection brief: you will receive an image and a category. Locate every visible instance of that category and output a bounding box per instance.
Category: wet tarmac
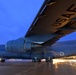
[0,59,76,75]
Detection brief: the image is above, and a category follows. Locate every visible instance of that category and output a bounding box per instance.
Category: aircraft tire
[46,57,52,62]
[0,59,5,62]
[32,57,41,62]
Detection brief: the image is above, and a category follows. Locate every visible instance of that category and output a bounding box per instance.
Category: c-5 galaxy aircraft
[0,0,76,62]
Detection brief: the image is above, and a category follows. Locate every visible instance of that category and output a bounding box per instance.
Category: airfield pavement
[0,59,76,75]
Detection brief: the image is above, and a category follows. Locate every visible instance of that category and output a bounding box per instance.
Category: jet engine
[5,38,41,53]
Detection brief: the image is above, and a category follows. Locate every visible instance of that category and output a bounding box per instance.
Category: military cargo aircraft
[0,0,76,62]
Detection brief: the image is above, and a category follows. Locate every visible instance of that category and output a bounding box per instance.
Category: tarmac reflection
[53,59,76,69]
[53,59,67,64]
[0,59,76,75]
[53,59,76,64]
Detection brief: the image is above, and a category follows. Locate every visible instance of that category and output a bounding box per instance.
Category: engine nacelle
[5,38,41,53]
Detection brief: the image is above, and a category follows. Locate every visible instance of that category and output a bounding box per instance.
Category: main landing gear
[46,57,53,62]
[0,58,5,62]
[32,57,53,62]
[32,57,41,62]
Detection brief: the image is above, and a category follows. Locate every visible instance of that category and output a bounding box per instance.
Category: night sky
[0,0,76,44]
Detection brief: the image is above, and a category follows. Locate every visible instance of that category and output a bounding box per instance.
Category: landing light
[53,59,76,64]
[53,59,66,64]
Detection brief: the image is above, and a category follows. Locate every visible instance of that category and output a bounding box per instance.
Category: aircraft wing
[25,0,76,46]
